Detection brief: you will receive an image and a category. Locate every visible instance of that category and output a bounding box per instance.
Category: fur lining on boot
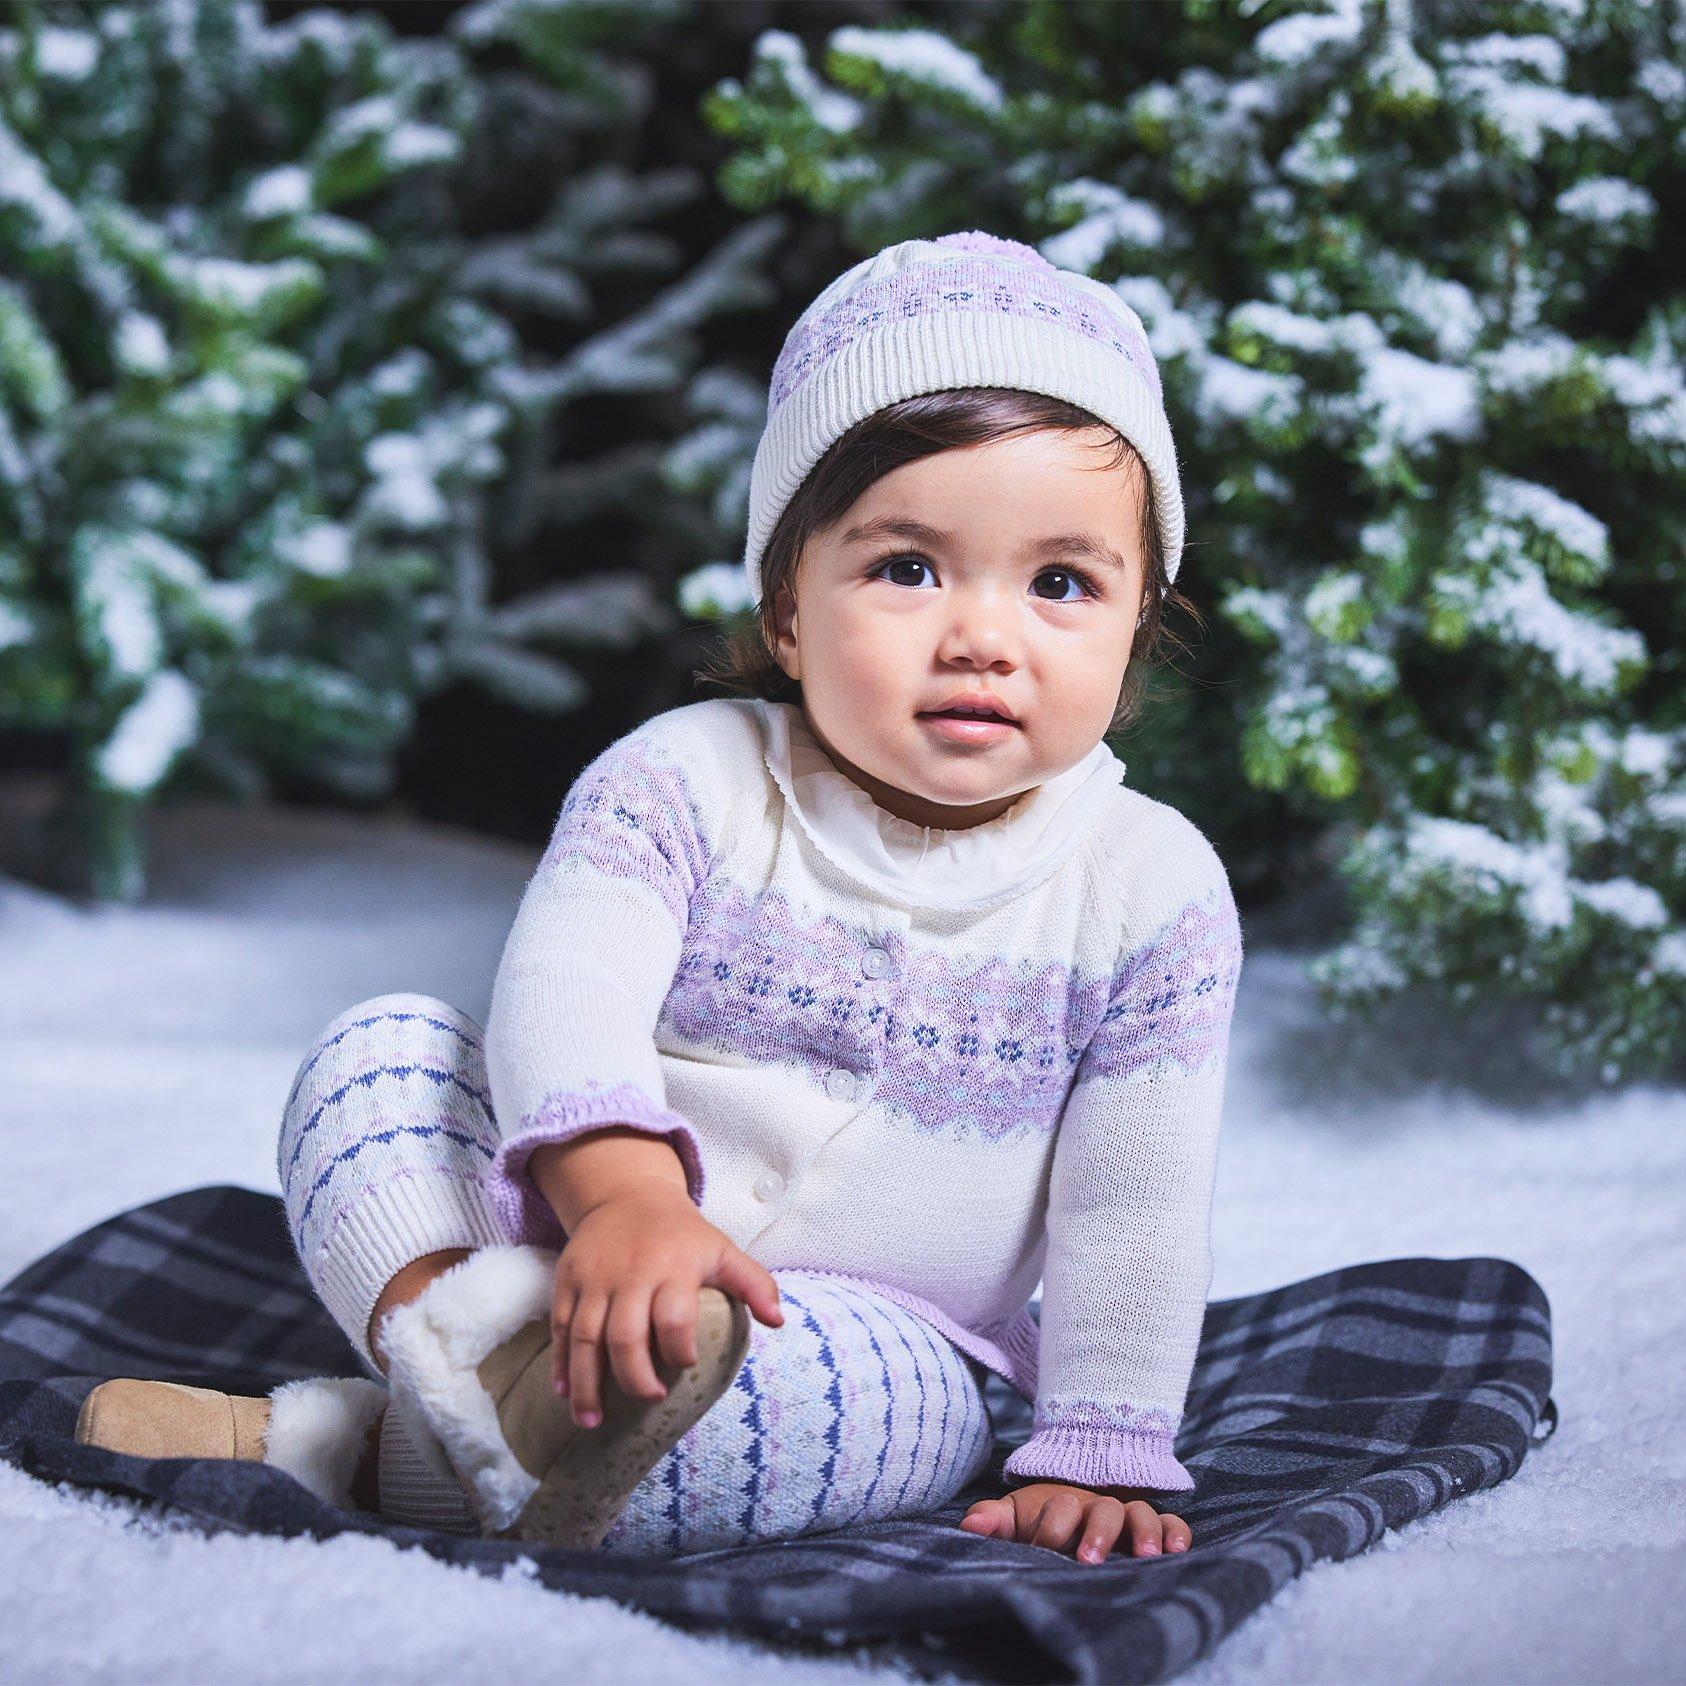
[374,1244,558,1534]
[263,1376,389,1509]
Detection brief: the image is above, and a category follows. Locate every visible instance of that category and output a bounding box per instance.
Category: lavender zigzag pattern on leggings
[796,1296,845,1526]
[287,1059,495,1237]
[279,1004,500,1262]
[825,1290,898,1528]
[279,1004,483,1119]
[597,1275,993,1557]
[278,1007,489,1191]
[906,1309,964,1502]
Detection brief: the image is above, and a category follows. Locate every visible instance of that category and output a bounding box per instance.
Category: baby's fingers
[567,1290,608,1427]
[1124,1500,1170,1557]
[1076,1498,1127,1564]
[650,1279,698,1371]
[710,1246,784,1329]
[958,1498,1014,1539]
[549,1275,581,1398]
[1028,1490,1086,1553]
[605,1286,667,1403]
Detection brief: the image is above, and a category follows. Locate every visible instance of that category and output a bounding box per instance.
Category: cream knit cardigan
[482,697,1244,1493]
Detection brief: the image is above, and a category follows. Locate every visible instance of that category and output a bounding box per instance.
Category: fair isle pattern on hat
[768,235,1164,416]
[742,228,1186,604]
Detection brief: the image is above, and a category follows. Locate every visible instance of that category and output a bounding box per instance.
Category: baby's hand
[958,1482,1192,1563]
[549,1187,783,1428]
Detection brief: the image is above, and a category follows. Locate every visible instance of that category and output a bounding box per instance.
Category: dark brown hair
[693,387,1202,737]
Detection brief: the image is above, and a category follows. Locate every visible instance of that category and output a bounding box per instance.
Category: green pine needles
[702,0,1686,1085]
[0,0,777,903]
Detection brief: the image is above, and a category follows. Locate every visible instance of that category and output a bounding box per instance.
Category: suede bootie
[73,1374,388,1510]
[375,1243,751,1550]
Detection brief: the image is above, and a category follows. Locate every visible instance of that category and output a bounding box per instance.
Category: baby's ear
[768,584,800,676]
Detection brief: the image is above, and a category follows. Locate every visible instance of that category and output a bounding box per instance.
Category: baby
[79,232,1243,1568]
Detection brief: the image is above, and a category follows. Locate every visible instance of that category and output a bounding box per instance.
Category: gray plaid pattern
[0,1186,1556,1685]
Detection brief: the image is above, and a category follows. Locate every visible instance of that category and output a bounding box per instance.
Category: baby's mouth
[917,710,1021,739]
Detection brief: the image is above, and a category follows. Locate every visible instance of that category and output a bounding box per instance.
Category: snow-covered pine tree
[692,0,1686,1084]
[0,0,780,901]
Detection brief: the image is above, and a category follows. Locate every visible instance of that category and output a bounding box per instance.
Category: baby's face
[772,428,1148,832]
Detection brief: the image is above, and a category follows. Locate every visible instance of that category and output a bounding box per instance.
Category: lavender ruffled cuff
[485,1080,706,1249]
[1002,1399,1194,1493]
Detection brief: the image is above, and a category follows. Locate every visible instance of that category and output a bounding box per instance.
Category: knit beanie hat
[740,230,1183,608]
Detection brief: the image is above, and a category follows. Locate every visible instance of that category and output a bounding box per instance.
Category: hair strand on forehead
[693,387,1203,738]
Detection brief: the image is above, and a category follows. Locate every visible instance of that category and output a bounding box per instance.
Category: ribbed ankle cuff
[307,1172,510,1374]
[377,1402,481,1534]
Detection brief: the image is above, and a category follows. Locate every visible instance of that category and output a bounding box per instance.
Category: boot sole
[475,1286,751,1550]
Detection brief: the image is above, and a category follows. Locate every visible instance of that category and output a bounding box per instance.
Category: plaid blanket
[0,1186,1556,1685]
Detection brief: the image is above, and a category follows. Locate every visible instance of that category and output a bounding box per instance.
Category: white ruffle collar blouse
[754,699,1127,910]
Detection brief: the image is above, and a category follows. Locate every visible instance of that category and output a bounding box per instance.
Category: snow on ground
[1,778,1682,1684]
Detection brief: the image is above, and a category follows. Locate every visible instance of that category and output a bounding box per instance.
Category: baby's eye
[1030,567,1098,603]
[868,557,1099,601]
[872,555,936,589]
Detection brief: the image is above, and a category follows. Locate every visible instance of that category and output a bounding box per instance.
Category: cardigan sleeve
[1002,831,1244,1494]
[481,718,719,1249]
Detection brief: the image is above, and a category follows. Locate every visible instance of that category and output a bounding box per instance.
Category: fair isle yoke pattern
[517,724,1235,1139]
[481,697,1244,1494]
[1084,883,1241,1085]
[669,876,1088,1141]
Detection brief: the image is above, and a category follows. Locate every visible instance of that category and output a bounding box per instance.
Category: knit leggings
[277,992,995,1554]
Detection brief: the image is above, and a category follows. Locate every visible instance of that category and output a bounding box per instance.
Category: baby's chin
[865,750,1046,828]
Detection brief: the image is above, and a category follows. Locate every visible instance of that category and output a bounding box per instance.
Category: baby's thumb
[711,1248,784,1328]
